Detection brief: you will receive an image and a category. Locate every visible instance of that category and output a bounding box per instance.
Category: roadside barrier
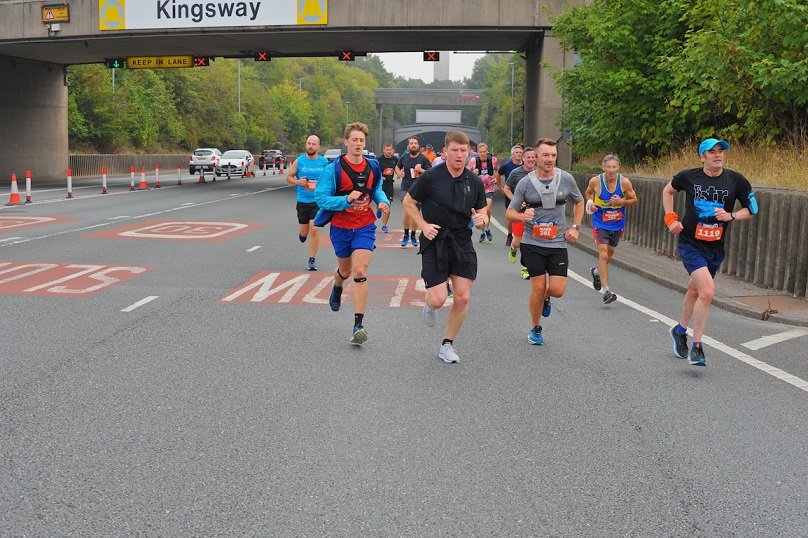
[6,172,22,205]
[66,169,73,198]
[177,164,182,185]
[129,165,136,191]
[138,166,148,190]
[25,171,32,204]
[154,164,161,188]
[101,166,108,194]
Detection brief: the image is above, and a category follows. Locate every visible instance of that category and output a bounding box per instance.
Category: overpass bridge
[0,0,582,180]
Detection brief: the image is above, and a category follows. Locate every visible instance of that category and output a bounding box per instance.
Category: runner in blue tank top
[584,154,638,304]
[286,134,330,271]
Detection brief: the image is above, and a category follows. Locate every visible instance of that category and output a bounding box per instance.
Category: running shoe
[478,232,486,243]
[410,235,418,247]
[299,234,307,243]
[528,326,544,345]
[602,290,617,304]
[670,325,688,359]
[485,228,493,242]
[401,235,409,247]
[381,225,389,233]
[438,342,459,364]
[350,325,368,345]
[328,284,342,312]
[506,233,513,247]
[447,282,453,298]
[508,248,517,263]
[308,258,317,271]
[688,344,707,366]
[591,267,602,291]
[422,304,437,327]
[542,298,552,318]
[521,267,530,280]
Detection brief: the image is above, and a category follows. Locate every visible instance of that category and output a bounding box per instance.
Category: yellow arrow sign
[126,56,194,69]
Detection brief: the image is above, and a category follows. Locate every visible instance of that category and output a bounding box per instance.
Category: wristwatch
[571,224,581,230]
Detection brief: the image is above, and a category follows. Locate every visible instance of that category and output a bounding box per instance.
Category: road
[2,172,807,536]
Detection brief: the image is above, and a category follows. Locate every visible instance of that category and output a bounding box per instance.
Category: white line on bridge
[121,295,159,312]
[742,329,808,351]
[246,246,262,252]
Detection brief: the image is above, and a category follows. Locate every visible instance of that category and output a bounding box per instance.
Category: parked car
[189,148,221,175]
[258,149,284,169]
[323,148,342,162]
[215,150,254,177]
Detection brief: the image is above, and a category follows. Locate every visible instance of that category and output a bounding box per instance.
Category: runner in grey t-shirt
[505,138,584,347]
[502,146,538,278]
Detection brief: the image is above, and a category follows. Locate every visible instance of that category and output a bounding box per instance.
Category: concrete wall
[570,172,808,301]
[0,56,67,183]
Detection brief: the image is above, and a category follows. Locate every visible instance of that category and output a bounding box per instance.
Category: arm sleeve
[314,162,351,211]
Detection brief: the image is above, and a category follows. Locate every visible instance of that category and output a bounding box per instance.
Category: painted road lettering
[0,216,70,233]
[221,271,442,308]
[0,261,150,296]
[85,220,263,242]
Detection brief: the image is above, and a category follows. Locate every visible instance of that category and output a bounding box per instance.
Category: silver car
[215,150,255,177]
[189,147,221,175]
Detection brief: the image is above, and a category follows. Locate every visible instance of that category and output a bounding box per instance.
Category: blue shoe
[528,326,544,345]
[410,235,418,247]
[307,258,317,271]
[670,325,688,359]
[485,228,493,242]
[401,235,409,247]
[381,225,389,233]
[328,284,342,312]
[478,232,486,243]
[350,325,368,345]
[542,298,552,318]
[689,344,707,366]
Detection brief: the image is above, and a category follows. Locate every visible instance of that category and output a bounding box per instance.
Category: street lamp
[509,62,515,147]
[345,101,351,124]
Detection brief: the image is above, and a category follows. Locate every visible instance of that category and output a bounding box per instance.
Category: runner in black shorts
[286,134,329,271]
[403,130,487,365]
[376,143,400,233]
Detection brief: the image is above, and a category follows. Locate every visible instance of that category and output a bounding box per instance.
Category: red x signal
[339,51,355,61]
[193,56,210,67]
[423,51,440,62]
[254,51,270,62]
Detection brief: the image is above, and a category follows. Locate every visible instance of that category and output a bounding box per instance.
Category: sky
[372,52,486,83]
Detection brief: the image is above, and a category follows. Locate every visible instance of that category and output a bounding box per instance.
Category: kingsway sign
[99,0,328,31]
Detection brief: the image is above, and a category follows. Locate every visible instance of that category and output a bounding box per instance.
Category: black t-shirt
[376,155,399,182]
[397,153,432,188]
[671,167,752,251]
[407,163,487,234]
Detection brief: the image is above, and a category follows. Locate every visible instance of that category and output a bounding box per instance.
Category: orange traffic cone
[138,166,148,190]
[6,173,22,205]
[279,158,285,175]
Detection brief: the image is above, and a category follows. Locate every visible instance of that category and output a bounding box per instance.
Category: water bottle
[747,192,759,215]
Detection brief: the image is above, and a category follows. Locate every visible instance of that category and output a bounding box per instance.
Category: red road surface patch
[220,271,447,309]
[0,216,73,234]
[375,228,423,249]
[84,220,265,242]
[0,260,151,297]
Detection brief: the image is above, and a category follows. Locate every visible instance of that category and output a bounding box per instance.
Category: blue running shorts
[330,223,377,259]
[678,241,725,278]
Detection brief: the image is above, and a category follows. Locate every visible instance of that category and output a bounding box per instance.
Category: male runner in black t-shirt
[375,143,400,233]
[403,130,487,364]
[663,138,754,366]
[396,136,432,247]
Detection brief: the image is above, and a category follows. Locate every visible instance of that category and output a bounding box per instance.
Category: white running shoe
[438,343,459,364]
[422,304,437,327]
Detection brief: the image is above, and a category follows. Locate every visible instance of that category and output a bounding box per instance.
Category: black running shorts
[420,237,478,288]
[382,180,394,202]
[296,201,319,224]
[520,243,569,278]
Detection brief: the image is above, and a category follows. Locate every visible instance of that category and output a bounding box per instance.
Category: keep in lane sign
[127,56,194,69]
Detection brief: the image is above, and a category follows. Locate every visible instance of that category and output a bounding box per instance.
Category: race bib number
[532,222,558,239]
[347,196,370,213]
[603,209,623,222]
[383,167,394,177]
[695,222,723,241]
[304,179,317,191]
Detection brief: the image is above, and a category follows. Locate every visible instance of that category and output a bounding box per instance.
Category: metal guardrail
[569,172,808,301]
[68,154,190,177]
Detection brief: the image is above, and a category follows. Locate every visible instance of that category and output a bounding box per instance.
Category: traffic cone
[6,172,22,205]
[154,164,161,188]
[138,166,148,189]
[101,166,108,194]
[279,158,285,175]
[25,171,32,203]
[198,168,206,183]
[176,164,183,185]
[66,169,73,199]
[129,165,136,191]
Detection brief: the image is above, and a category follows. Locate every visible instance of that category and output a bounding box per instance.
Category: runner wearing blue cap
[662,138,755,366]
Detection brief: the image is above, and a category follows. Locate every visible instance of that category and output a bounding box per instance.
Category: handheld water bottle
[748,192,759,215]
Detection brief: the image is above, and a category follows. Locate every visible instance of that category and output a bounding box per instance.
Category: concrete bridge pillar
[0,56,68,184]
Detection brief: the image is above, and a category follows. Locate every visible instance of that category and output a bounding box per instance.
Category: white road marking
[246,246,262,252]
[109,216,130,220]
[742,329,808,351]
[0,237,24,243]
[566,270,808,394]
[121,295,159,312]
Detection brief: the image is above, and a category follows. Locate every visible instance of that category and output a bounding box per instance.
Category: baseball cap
[426,144,433,149]
[698,138,729,155]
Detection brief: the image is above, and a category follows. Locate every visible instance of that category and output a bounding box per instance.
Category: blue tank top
[295,154,329,203]
[591,173,626,231]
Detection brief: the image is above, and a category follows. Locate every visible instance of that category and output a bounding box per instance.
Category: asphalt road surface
[2,172,807,536]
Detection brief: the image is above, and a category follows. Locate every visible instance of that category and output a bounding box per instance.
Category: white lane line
[246,246,262,252]
[121,295,159,312]
[0,237,24,243]
[109,216,130,220]
[742,329,808,351]
[180,203,195,206]
[567,270,808,394]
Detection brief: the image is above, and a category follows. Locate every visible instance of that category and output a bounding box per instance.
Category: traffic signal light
[193,56,211,67]
[338,51,355,62]
[423,51,440,62]
[254,51,270,62]
[105,58,126,69]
